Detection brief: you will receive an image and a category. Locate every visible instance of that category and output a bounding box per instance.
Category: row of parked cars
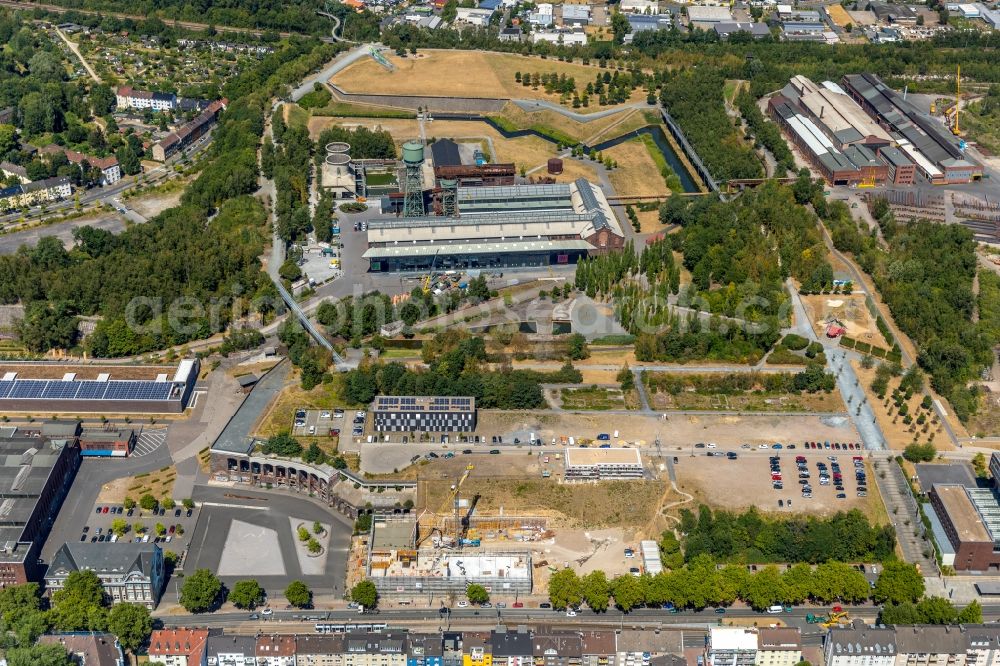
[804,441,861,450]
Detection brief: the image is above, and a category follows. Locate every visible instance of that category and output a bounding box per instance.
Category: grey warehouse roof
[363,239,593,259]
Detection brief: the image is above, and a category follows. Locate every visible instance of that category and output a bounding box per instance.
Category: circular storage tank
[325,153,351,166]
[547,157,564,175]
[402,141,424,165]
[326,141,350,154]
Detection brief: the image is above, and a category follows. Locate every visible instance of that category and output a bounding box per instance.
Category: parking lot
[78,500,200,549]
[292,407,346,438]
[676,447,877,517]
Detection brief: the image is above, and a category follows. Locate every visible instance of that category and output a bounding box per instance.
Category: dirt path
[55,27,101,83]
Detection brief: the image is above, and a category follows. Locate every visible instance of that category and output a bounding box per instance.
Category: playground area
[800,293,892,349]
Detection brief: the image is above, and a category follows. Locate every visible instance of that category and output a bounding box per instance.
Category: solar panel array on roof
[0,379,175,401]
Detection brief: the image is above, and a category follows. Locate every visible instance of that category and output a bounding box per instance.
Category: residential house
[39,633,125,666]
[0,161,29,184]
[46,542,164,608]
[257,635,296,666]
[491,628,532,666]
[529,3,554,25]
[755,628,801,666]
[40,145,122,186]
[296,634,346,666]
[207,634,257,665]
[149,628,211,666]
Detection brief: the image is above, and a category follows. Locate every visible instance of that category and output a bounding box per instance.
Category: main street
[159,602,1000,633]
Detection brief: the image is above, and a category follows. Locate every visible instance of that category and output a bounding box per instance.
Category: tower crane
[416,464,474,548]
[953,65,962,136]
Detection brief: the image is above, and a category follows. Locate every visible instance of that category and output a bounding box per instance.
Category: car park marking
[132,430,168,457]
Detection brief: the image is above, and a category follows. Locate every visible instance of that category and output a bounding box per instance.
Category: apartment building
[206,634,257,666]
[296,635,347,666]
[40,144,122,185]
[409,634,444,666]
[257,635,296,666]
[492,628,532,666]
[116,86,177,111]
[149,628,210,666]
[707,628,759,666]
[755,628,801,666]
[343,632,409,666]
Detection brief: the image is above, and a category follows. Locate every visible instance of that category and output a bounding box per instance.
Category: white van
[766,605,784,614]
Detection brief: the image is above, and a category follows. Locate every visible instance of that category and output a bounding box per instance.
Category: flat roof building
[372,396,476,433]
[0,431,80,586]
[564,447,643,481]
[687,6,734,23]
[0,359,199,414]
[364,180,624,272]
[707,628,758,666]
[928,483,1000,571]
[714,22,771,39]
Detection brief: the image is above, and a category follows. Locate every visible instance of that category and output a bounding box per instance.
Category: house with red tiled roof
[148,628,210,666]
[40,145,121,185]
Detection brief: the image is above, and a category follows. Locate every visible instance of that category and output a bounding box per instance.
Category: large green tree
[107,603,153,654]
[873,561,925,605]
[6,643,72,666]
[548,569,582,610]
[179,569,223,613]
[229,580,266,610]
[581,571,610,612]
[347,580,373,609]
[49,570,107,631]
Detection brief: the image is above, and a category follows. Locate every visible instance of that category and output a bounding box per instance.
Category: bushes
[903,442,936,463]
[736,90,794,176]
[781,333,809,351]
[660,70,763,182]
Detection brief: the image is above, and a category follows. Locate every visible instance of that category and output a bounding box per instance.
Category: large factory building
[364,142,625,272]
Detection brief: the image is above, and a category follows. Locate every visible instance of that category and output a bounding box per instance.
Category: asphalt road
[0,214,127,255]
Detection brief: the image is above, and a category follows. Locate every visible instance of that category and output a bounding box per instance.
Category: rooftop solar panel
[44,382,80,399]
[0,381,12,399]
[75,382,109,400]
[10,380,47,399]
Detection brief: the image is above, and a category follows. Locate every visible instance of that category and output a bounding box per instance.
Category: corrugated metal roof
[363,239,593,259]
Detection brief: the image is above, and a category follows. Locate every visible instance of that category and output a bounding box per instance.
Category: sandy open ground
[675,454,885,522]
[604,138,668,197]
[851,360,953,451]
[331,50,641,105]
[800,293,891,350]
